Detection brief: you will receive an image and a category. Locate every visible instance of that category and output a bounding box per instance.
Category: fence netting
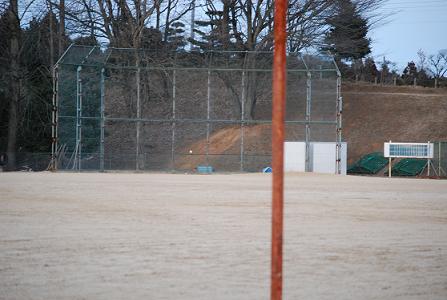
[53,45,341,172]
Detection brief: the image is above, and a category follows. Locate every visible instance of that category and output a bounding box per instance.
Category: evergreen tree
[189,2,237,51]
[73,35,98,46]
[166,21,187,50]
[364,57,378,82]
[379,58,394,84]
[402,61,418,85]
[322,0,371,60]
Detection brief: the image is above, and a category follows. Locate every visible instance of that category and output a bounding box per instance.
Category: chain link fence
[0,152,51,172]
[51,45,341,173]
[432,142,447,177]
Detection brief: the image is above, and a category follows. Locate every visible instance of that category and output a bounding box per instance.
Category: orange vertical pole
[271,0,287,300]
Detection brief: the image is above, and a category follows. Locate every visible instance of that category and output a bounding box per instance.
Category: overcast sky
[370,0,447,70]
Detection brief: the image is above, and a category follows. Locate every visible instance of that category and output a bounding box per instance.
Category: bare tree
[57,0,192,47]
[428,51,447,88]
[287,0,335,52]
[190,0,386,118]
[191,0,333,118]
[417,49,427,72]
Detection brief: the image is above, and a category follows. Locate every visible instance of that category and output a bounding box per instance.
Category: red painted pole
[271,0,287,300]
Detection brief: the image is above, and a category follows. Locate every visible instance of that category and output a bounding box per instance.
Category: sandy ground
[0,172,446,300]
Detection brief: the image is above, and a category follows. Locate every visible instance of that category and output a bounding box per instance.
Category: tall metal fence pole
[240,54,247,172]
[79,68,83,171]
[271,0,287,299]
[171,69,176,171]
[75,66,83,171]
[305,71,312,172]
[51,65,59,170]
[100,68,105,172]
[74,67,79,170]
[136,62,141,171]
[336,71,342,174]
[206,68,211,166]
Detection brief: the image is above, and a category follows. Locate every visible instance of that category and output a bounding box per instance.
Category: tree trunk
[59,0,65,56]
[6,95,18,171]
[215,54,259,120]
[243,70,258,120]
[242,53,258,120]
[155,2,160,30]
[48,1,55,67]
[6,0,20,170]
[163,0,172,42]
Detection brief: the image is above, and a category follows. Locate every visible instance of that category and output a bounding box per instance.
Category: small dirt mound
[176,124,272,171]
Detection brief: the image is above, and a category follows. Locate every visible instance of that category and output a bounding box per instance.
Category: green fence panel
[390,158,427,176]
[348,152,388,174]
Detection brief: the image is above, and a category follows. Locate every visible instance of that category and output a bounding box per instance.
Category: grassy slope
[343,83,447,164]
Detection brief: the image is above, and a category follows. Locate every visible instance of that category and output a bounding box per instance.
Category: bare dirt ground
[0,172,446,300]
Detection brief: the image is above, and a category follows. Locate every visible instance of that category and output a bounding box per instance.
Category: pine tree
[166,21,187,50]
[402,61,418,85]
[189,2,236,51]
[363,57,378,82]
[322,0,371,60]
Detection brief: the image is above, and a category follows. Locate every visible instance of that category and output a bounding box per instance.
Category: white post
[389,157,392,178]
[427,159,431,176]
[388,140,392,178]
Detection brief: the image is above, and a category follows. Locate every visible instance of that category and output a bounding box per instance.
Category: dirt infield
[0,172,446,299]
